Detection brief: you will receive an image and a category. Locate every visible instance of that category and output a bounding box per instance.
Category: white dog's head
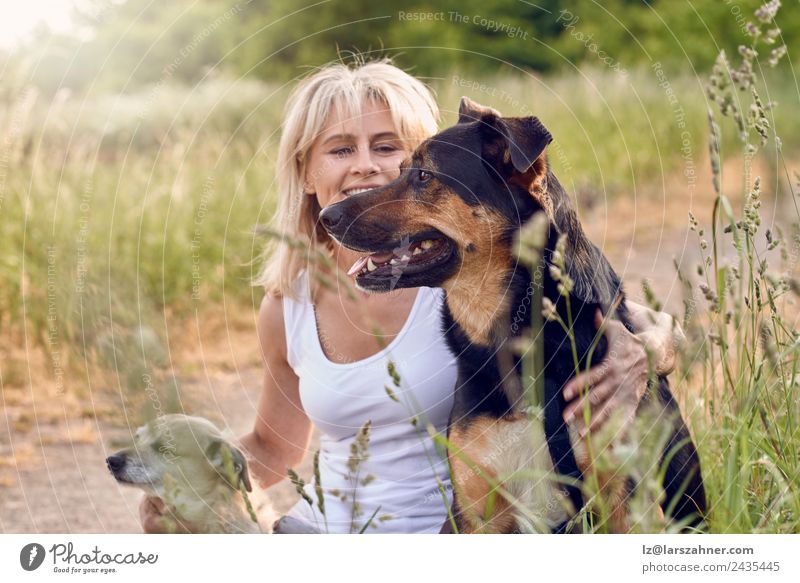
[107,414,260,533]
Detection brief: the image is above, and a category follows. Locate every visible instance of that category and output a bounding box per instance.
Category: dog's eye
[417,169,432,183]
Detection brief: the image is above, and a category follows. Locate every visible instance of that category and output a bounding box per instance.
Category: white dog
[107,414,270,533]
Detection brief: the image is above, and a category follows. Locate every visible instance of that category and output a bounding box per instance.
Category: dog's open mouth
[345,232,454,281]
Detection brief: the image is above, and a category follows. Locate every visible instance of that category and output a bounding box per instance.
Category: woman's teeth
[344,187,373,195]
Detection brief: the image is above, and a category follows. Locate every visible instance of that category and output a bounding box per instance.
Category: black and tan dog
[320,98,705,533]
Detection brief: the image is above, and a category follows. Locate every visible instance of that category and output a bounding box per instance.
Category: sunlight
[0,0,78,48]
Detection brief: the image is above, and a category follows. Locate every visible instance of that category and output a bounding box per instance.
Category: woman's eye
[330,147,354,157]
[417,169,432,183]
[375,143,398,154]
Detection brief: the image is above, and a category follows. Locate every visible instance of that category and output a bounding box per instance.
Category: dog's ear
[499,117,553,216]
[458,98,554,215]
[458,97,552,173]
[458,96,501,124]
[498,116,553,175]
[206,440,253,492]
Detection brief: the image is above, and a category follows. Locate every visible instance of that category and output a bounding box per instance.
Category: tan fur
[409,147,548,346]
[370,155,518,346]
[417,169,514,345]
[431,200,514,346]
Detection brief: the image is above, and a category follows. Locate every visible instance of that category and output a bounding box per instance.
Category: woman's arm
[239,293,314,488]
[140,294,313,532]
[561,302,684,436]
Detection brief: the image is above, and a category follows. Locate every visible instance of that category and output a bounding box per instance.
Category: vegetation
[9,0,800,92]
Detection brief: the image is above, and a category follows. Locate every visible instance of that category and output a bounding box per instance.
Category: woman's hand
[139,495,196,534]
[561,303,682,437]
[562,311,649,437]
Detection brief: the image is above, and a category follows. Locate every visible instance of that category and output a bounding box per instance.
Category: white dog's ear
[206,440,253,492]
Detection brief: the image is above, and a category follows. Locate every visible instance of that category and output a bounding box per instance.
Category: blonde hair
[254,59,440,298]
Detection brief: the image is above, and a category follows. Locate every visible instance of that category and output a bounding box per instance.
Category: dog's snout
[319,205,343,232]
[106,454,126,473]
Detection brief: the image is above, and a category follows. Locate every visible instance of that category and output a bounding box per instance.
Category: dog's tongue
[346,251,395,276]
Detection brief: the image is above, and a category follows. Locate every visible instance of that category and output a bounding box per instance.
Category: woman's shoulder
[258,292,286,345]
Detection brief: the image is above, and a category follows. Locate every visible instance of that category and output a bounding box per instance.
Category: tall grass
[1,75,284,397]
[674,5,800,532]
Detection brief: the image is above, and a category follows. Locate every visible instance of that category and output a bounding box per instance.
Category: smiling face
[303,97,410,210]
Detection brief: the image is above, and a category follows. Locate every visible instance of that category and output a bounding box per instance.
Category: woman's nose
[351,148,381,175]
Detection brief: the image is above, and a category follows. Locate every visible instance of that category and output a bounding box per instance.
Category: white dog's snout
[106,454,126,473]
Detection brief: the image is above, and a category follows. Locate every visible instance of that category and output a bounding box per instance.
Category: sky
[0,0,80,48]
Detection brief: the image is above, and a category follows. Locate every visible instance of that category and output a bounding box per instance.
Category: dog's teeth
[412,247,423,255]
[421,240,433,250]
[367,257,377,272]
[390,258,398,265]
[347,256,369,276]
[401,254,410,262]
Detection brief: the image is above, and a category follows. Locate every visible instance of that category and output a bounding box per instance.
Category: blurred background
[1,0,798,533]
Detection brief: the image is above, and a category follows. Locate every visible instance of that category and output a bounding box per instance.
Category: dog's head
[106,414,252,498]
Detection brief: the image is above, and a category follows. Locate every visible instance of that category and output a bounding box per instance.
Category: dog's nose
[319,205,343,231]
[106,455,126,473]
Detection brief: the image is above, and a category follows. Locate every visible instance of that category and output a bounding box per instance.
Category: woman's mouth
[342,185,382,196]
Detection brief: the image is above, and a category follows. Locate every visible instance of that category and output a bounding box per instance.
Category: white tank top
[282,271,457,533]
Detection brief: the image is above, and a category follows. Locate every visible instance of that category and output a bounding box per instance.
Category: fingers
[583,399,615,437]
[563,366,606,401]
[563,380,615,424]
[564,314,630,401]
[140,495,169,534]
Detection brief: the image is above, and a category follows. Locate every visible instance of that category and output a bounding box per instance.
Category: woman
[141,59,682,533]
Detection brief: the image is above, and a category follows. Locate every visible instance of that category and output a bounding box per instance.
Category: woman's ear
[302,170,316,195]
[299,154,315,194]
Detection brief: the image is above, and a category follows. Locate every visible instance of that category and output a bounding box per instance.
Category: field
[1,49,799,532]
